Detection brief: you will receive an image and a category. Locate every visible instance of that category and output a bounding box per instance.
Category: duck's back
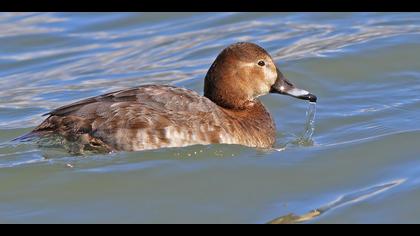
[33,85,237,152]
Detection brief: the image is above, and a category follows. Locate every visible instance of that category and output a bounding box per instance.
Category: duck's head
[204,42,317,109]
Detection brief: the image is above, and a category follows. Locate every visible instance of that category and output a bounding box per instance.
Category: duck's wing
[45,84,215,116]
[44,85,150,117]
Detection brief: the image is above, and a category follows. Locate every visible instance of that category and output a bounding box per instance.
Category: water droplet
[296,102,317,146]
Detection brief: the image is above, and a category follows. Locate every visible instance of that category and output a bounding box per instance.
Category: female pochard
[28,42,317,153]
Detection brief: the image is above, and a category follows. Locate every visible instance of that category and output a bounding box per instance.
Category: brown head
[204,42,316,109]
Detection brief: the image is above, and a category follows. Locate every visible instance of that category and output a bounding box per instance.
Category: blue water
[1,13,420,223]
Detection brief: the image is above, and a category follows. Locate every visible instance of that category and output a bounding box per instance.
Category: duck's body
[34,85,275,152]
[28,42,316,154]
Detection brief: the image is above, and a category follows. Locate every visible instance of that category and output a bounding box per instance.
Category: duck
[26,42,317,153]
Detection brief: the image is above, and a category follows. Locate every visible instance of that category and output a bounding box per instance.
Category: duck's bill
[282,87,318,103]
[270,68,317,103]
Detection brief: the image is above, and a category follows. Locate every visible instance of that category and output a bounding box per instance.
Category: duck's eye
[258,60,265,66]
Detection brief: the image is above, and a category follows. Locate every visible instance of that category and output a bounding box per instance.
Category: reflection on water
[1,13,420,223]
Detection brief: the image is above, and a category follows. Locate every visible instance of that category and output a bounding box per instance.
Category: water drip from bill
[295,102,317,146]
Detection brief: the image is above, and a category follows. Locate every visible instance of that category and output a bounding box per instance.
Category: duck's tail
[11,130,50,142]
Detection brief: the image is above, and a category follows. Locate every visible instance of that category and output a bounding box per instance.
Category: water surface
[1,13,420,223]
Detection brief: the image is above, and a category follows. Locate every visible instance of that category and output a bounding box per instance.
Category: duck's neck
[222,100,276,148]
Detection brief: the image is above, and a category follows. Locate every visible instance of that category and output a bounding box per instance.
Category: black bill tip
[300,93,317,103]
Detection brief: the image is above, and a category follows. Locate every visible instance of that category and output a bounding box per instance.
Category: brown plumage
[28,42,316,154]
